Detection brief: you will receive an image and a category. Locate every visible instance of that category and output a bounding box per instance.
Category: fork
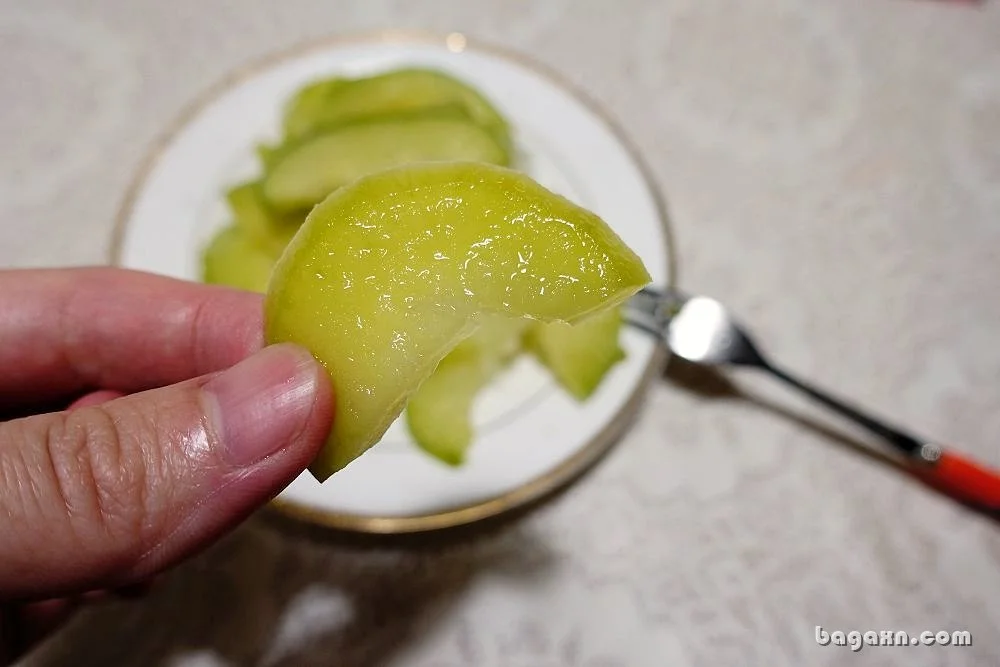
[625,286,1000,514]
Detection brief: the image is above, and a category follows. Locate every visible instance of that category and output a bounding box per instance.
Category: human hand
[0,268,333,662]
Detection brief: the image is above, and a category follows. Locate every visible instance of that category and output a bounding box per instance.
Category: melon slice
[264,161,649,480]
[405,316,528,465]
[282,68,511,147]
[526,307,626,400]
[262,112,509,211]
[202,226,276,294]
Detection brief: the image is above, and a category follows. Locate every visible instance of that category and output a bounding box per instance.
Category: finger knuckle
[43,406,160,554]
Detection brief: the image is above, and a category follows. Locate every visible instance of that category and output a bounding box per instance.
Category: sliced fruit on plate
[281,77,348,138]
[406,315,528,466]
[202,225,276,294]
[255,143,281,169]
[264,161,650,481]
[225,181,301,255]
[283,68,511,149]
[526,306,626,400]
[261,111,510,211]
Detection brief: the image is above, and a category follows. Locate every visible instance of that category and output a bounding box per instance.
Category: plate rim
[109,28,678,534]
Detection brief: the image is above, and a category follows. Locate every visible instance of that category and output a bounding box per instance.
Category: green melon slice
[261,113,509,211]
[225,182,301,256]
[202,225,276,294]
[283,68,511,149]
[405,316,528,465]
[527,307,626,400]
[264,162,649,480]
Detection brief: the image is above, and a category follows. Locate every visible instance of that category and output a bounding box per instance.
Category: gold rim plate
[111,29,677,535]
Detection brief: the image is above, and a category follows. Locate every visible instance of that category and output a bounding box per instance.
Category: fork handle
[912,448,1000,513]
[763,362,1000,513]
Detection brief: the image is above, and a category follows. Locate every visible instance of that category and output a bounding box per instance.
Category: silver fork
[625,286,1000,514]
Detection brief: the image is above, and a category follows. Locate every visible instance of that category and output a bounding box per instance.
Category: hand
[0,268,333,661]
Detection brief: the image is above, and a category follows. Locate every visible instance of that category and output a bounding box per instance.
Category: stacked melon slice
[201,68,640,475]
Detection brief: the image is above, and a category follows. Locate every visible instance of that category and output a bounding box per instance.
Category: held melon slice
[264,161,650,481]
[261,113,510,211]
[405,315,529,465]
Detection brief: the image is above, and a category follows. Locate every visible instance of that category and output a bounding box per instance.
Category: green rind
[264,162,650,481]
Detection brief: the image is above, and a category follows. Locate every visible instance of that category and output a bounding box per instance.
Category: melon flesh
[264,161,650,480]
[526,307,626,400]
[202,226,276,294]
[405,315,528,466]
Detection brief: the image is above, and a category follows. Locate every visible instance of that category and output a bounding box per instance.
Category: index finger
[0,267,264,409]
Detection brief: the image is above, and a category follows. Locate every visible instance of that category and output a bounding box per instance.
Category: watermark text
[816,626,972,652]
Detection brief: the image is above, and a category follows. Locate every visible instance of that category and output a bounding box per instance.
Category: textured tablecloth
[4,0,1000,665]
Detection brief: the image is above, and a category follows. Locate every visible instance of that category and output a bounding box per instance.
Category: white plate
[114,32,673,533]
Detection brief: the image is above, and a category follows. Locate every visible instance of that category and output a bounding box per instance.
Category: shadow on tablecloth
[22,510,558,667]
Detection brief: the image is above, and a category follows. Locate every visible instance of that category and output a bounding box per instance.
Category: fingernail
[202,344,321,466]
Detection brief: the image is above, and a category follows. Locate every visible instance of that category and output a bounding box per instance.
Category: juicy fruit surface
[526,307,626,400]
[202,66,639,469]
[262,114,509,210]
[264,162,650,480]
[406,316,528,465]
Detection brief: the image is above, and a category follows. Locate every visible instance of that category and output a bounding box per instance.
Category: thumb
[0,343,333,599]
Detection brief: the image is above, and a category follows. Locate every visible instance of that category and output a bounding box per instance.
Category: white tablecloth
[4,1,1000,665]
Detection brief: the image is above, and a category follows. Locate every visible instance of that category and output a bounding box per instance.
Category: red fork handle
[912,448,1000,512]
